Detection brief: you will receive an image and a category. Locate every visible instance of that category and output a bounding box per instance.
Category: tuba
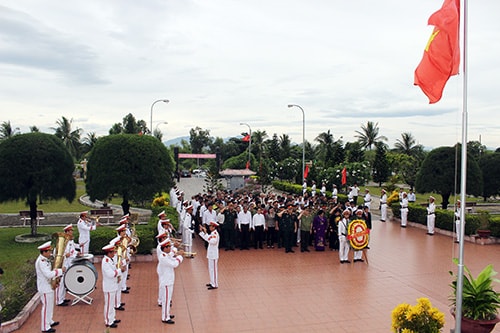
[51,232,70,289]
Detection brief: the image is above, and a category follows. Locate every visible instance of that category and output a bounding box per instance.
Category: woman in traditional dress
[312,209,327,251]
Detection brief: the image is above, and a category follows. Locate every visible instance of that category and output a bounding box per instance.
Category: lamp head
[287,104,293,108]
[162,99,170,103]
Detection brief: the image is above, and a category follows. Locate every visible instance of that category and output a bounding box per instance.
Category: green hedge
[391,203,500,237]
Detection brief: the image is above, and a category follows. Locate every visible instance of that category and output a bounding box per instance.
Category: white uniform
[427,201,436,234]
[36,254,63,332]
[338,218,350,262]
[101,255,120,326]
[364,193,372,211]
[199,229,220,288]
[380,193,388,222]
[77,218,96,254]
[454,206,461,242]
[56,238,77,305]
[400,197,409,227]
[158,251,183,321]
[182,213,194,253]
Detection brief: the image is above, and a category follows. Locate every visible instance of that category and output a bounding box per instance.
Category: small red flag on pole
[304,165,309,179]
[341,167,347,186]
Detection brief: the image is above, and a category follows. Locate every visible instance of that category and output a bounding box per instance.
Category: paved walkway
[13,179,500,332]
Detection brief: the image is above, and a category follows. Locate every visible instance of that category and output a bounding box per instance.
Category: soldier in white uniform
[35,241,65,333]
[332,184,338,204]
[338,210,351,264]
[380,189,388,222]
[426,196,436,235]
[155,232,168,306]
[454,200,462,243]
[400,192,409,228]
[101,243,125,328]
[199,221,220,289]
[158,239,184,324]
[56,224,78,307]
[77,211,98,254]
[182,205,195,256]
[363,189,372,211]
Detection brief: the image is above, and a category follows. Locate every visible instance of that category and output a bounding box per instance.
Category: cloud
[0,5,107,84]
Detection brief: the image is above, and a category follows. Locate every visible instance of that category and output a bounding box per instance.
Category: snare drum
[65,260,98,295]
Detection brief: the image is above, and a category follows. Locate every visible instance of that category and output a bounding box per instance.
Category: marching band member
[108,236,125,312]
[77,211,100,254]
[101,243,124,329]
[156,210,167,234]
[158,239,184,324]
[36,241,65,333]
[116,225,131,296]
[155,232,168,306]
[199,221,220,290]
[56,224,78,307]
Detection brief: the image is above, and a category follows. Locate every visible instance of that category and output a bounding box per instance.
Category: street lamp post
[288,104,305,183]
[239,122,252,168]
[150,99,169,135]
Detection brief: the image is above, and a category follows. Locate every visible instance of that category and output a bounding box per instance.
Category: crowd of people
[33,182,456,331]
[167,183,374,262]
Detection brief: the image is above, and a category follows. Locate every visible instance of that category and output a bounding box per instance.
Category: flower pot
[477,229,492,238]
[451,309,500,333]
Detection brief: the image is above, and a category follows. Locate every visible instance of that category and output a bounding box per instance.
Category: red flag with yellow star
[414,0,460,103]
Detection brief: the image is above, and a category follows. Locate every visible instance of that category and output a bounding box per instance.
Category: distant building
[219,169,256,191]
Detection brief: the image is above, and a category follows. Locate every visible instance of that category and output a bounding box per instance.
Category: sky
[1,0,499,150]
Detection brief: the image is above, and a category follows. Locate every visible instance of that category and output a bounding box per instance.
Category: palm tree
[52,116,82,160]
[395,132,424,158]
[355,121,387,150]
[279,134,291,161]
[82,132,98,155]
[315,130,335,167]
[0,121,19,140]
[252,130,268,170]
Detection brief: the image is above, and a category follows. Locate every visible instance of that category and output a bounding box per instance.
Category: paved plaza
[13,178,500,332]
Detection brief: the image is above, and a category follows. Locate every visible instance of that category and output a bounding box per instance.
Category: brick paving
[11,178,500,332]
[14,218,500,332]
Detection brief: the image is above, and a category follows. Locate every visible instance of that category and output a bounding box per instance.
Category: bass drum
[65,260,98,295]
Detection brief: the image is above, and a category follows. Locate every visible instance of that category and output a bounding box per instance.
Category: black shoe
[126,287,130,290]
[401,225,406,228]
[115,306,125,311]
[106,323,118,328]
[354,259,365,262]
[162,319,175,324]
[289,250,295,253]
[427,232,434,236]
[42,329,56,333]
[207,285,218,290]
[305,249,310,252]
[121,290,129,294]
[454,240,459,243]
[50,321,60,327]
[120,302,125,306]
[206,283,212,287]
[63,299,71,303]
[113,319,121,324]
[344,260,351,263]
[380,219,386,222]
[170,315,175,319]
[56,302,68,306]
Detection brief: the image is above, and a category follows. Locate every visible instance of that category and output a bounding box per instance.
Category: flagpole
[454,0,468,331]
